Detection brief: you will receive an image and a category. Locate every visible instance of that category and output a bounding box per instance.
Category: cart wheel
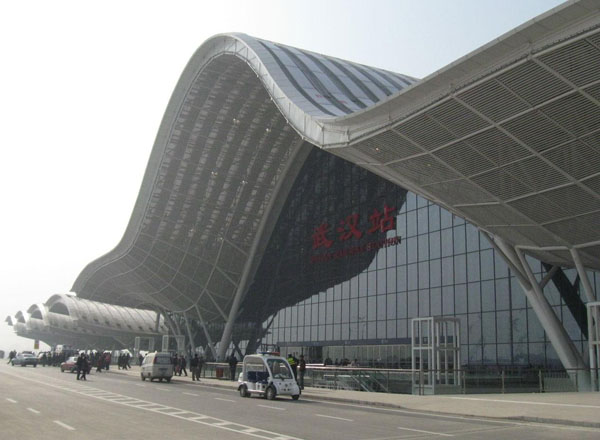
[265,386,276,400]
[166,377,171,383]
[141,375,146,381]
[239,386,249,397]
[292,394,300,400]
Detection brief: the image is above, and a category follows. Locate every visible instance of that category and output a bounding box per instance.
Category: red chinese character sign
[336,213,362,241]
[310,204,401,264]
[367,205,396,234]
[312,223,333,249]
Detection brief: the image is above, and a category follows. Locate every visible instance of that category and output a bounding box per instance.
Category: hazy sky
[0,0,565,352]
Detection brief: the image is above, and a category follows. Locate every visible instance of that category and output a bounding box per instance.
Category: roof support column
[195,305,217,360]
[587,302,600,391]
[570,248,597,303]
[183,312,196,353]
[487,233,590,389]
[216,141,310,361]
[514,246,589,389]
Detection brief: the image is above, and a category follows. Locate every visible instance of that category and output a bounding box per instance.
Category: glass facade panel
[257,149,595,369]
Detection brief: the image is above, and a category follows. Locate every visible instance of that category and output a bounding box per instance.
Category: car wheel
[33,364,37,368]
[11,361,14,366]
[292,394,300,400]
[61,368,64,373]
[149,377,154,382]
[166,377,171,383]
[159,378,163,382]
[265,386,276,400]
[239,385,249,397]
[141,375,145,381]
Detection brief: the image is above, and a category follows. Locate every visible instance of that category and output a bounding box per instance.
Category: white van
[140,352,173,382]
[238,353,300,400]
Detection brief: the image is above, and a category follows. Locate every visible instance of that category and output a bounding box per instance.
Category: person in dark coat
[298,354,307,390]
[228,354,238,381]
[80,355,88,381]
[179,354,187,376]
[190,354,199,381]
[76,353,84,380]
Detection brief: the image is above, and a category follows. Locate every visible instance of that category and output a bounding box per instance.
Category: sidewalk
[109,366,600,428]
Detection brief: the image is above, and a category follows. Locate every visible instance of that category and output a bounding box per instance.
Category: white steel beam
[570,248,597,303]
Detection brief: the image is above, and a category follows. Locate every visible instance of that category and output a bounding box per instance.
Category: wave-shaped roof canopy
[73,1,600,332]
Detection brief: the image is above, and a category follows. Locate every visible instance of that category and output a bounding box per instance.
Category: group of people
[172,353,205,381]
[117,352,132,370]
[287,353,307,389]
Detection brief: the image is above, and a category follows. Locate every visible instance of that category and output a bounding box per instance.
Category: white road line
[1,370,304,440]
[155,388,171,392]
[54,421,75,431]
[6,398,17,403]
[444,396,600,409]
[258,404,286,411]
[315,414,353,422]
[135,384,146,387]
[27,408,40,414]
[398,426,453,437]
[215,397,236,403]
[183,392,199,397]
[302,398,600,433]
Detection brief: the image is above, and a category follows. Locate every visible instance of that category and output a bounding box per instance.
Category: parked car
[11,352,38,367]
[60,356,78,373]
[238,352,300,400]
[140,352,173,382]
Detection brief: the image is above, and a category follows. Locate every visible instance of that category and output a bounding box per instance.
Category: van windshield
[267,359,292,379]
[154,356,171,365]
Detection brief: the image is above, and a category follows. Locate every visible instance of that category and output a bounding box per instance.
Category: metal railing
[202,363,599,395]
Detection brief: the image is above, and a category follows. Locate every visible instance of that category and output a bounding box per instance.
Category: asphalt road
[1,363,599,439]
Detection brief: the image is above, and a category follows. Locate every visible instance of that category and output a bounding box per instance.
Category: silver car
[11,352,38,367]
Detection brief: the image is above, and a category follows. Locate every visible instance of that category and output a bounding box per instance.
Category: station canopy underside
[71,1,600,327]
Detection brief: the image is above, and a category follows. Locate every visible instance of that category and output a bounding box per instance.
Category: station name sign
[310,204,402,264]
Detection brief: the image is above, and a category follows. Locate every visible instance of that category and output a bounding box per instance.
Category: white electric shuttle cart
[238,353,300,400]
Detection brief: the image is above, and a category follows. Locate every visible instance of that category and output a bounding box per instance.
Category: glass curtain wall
[261,161,599,369]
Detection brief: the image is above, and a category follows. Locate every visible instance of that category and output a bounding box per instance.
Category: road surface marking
[398,426,453,437]
[258,404,286,411]
[6,398,17,403]
[215,397,236,402]
[315,414,353,422]
[1,369,304,439]
[306,399,600,433]
[183,392,199,396]
[54,421,75,431]
[27,408,40,414]
[444,396,600,409]
[155,388,171,392]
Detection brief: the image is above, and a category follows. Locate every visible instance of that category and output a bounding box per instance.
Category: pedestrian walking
[80,355,88,381]
[228,354,238,381]
[190,354,199,381]
[298,354,306,390]
[76,353,84,380]
[179,354,188,376]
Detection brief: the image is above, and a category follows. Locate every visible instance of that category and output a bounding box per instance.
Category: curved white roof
[72,1,600,328]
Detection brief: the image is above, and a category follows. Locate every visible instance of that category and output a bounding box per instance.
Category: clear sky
[0,0,566,352]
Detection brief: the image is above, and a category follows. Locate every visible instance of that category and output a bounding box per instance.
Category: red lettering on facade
[312,223,334,249]
[367,205,396,234]
[336,213,363,241]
